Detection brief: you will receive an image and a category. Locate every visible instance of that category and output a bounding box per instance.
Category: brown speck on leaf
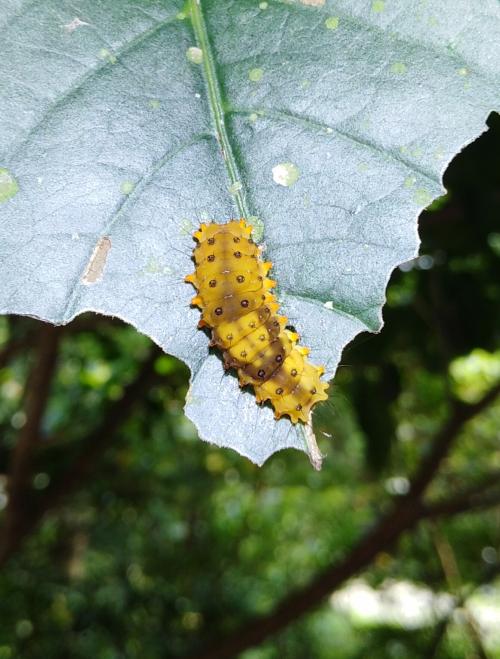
[81,236,111,285]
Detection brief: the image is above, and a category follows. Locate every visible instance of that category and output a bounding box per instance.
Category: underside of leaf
[0,0,498,464]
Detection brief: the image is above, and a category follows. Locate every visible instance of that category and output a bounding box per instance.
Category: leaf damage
[81,237,111,285]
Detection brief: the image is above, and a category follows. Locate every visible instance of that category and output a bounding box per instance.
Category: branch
[0,316,38,369]
[0,324,62,564]
[417,466,500,522]
[0,346,161,568]
[41,347,161,510]
[408,383,500,499]
[0,336,32,370]
[423,487,500,520]
[190,385,500,659]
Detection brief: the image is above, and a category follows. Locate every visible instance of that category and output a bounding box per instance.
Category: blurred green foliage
[0,115,499,659]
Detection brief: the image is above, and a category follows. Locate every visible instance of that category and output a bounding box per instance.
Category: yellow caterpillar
[185,219,329,423]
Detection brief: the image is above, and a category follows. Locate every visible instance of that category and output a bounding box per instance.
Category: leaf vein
[61,132,214,322]
[5,10,182,163]
[228,107,440,186]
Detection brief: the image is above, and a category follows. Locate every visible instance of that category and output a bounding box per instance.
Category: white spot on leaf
[413,189,432,205]
[186,47,203,64]
[324,16,339,30]
[63,17,90,32]
[249,68,264,82]
[272,162,300,187]
[120,180,135,195]
[98,48,117,64]
[391,62,407,74]
[300,0,325,6]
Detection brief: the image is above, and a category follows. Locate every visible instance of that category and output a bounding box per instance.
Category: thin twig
[427,563,500,659]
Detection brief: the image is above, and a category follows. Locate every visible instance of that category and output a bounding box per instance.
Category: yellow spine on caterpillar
[185,219,329,424]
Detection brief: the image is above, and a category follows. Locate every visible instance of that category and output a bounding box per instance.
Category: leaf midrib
[187,2,310,452]
[189,0,250,221]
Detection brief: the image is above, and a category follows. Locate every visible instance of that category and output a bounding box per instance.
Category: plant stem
[189,0,250,220]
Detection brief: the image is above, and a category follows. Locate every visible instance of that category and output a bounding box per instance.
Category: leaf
[0,0,498,465]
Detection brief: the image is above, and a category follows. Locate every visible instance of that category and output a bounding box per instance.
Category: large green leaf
[0,0,498,465]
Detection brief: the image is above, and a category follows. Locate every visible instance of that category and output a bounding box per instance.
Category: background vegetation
[0,114,499,658]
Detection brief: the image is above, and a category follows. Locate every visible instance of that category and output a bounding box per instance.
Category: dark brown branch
[417,467,500,522]
[0,324,62,564]
[408,382,500,499]
[0,316,40,369]
[423,487,500,520]
[0,336,32,370]
[0,346,161,569]
[190,503,426,659]
[40,348,161,510]
[190,385,500,659]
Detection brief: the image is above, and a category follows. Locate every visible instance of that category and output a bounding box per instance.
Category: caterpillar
[185,219,329,424]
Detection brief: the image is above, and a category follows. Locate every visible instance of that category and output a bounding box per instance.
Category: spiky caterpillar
[185,219,329,423]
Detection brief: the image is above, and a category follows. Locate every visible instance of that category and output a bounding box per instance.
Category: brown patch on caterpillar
[185,219,329,424]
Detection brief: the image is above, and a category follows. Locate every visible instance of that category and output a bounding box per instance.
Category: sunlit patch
[249,67,264,82]
[0,168,18,203]
[98,48,117,64]
[324,16,339,30]
[120,180,135,195]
